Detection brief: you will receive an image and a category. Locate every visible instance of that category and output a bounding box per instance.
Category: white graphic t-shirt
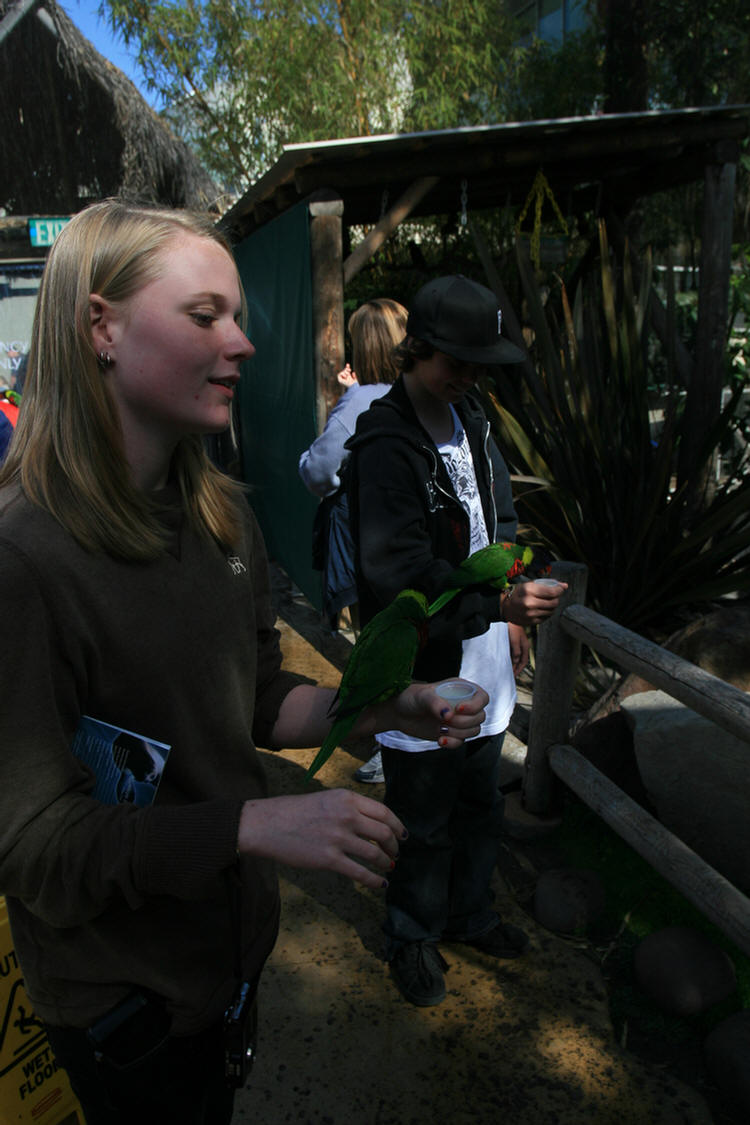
[378,407,515,752]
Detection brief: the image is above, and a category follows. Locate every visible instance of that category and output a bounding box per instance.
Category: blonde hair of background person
[0,201,244,560]
[348,297,407,385]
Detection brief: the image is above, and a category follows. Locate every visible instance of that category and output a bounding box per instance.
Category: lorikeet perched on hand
[426,542,535,616]
[305,589,429,781]
[305,544,545,780]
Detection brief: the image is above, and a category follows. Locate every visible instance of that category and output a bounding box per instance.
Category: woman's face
[102,233,254,462]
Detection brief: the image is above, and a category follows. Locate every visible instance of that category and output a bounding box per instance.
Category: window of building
[507,0,589,45]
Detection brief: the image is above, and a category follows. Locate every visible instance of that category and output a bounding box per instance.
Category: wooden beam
[559,603,750,744]
[309,199,345,433]
[549,744,750,958]
[0,0,42,46]
[523,562,589,814]
[526,579,750,957]
[343,176,439,284]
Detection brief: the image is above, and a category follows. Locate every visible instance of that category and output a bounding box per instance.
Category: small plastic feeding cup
[535,578,562,588]
[434,680,477,703]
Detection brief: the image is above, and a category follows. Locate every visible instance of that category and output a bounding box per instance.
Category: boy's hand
[503,579,568,627]
[507,623,529,677]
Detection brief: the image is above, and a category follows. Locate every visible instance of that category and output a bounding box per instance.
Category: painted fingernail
[439,725,449,736]
[439,737,448,747]
[381,879,389,889]
[390,860,396,870]
[401,829,409,840]
[440,707,450,717]
[456,705,465,714]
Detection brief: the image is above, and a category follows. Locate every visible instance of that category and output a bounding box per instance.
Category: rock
[704,1010,750,1116]
[633,926,737,1016]
[668,607,750,691]
[621,690,750,893]
[575,670,656,726]
[570,710,655,810]
[533,867,606,935]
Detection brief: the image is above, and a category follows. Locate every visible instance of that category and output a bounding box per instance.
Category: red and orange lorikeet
[426,542,534,615]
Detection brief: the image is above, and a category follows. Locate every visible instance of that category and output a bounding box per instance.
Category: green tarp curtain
[233,203,322,610]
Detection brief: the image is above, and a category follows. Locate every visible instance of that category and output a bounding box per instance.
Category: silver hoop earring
[97,351,113,369]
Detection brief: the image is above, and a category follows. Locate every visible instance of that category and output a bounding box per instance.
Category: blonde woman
[0,202,486,1123]
[298,297,407,498]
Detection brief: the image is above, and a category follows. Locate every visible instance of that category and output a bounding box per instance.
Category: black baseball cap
[407,275,525,365]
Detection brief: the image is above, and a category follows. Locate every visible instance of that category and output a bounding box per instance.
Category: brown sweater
[0,483,306,1033]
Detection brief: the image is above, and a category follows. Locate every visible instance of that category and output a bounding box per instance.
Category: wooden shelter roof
[221,105,750,241]
[0,0,217,241]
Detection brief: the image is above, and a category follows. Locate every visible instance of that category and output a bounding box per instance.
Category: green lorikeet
[427,542,534,616]
[305,589,429,781]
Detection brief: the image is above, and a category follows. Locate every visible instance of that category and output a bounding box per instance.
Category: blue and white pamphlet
[72,716,171,807]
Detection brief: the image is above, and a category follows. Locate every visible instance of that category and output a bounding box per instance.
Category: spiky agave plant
[486,221,750,635]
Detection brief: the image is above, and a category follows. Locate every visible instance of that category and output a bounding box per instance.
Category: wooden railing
[523,562,750,957]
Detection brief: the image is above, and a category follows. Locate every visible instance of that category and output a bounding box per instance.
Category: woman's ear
[89,293,116,358]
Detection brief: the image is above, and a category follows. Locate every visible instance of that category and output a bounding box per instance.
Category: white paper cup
[535,578,562,588]
[434,680,477,703]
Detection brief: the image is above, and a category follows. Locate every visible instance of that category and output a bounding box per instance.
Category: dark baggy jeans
[44,1015,236,1125]
[381,733,506,958]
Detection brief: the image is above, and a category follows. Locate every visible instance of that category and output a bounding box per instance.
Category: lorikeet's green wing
[305,589,429,781]
[427,543,534,616]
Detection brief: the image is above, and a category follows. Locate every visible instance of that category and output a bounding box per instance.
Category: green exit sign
[28,217,70,247]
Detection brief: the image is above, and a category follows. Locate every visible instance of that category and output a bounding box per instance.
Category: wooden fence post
[309,198,345,435]
[522,561,588,815]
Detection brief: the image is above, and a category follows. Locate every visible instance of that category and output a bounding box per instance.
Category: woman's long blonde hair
[0,199,247,559]
[348,298,407,386]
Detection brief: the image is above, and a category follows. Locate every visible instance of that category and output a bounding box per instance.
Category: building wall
[0,263,43,389]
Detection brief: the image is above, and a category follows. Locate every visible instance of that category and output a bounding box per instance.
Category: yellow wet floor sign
[0,899,83,1125]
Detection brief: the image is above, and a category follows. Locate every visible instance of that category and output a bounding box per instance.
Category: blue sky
[62,2,160,107]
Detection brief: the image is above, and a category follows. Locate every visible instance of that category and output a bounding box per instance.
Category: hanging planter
[516,233,570,269]
[516,169,570,272]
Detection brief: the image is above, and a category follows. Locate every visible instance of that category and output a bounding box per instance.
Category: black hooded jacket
[345,376,518,683]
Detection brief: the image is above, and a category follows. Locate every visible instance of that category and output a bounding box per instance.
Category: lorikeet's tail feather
[427,587,460,616]
[427,572,515,616]
[305,716,354,782]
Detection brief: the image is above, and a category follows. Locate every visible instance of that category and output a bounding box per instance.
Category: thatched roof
[0,0,217,218]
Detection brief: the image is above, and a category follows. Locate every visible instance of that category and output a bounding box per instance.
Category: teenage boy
[346,275,565,1006]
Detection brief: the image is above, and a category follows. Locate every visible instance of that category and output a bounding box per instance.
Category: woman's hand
[336,363,357,387]
[503,579,568,627]
[237,789,406,890]
[358,680,488,749]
